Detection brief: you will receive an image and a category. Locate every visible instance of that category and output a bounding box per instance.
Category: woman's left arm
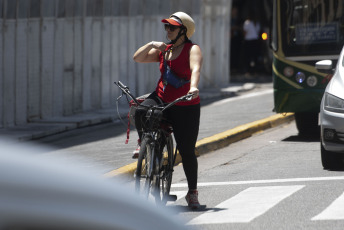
[189,45,203,99]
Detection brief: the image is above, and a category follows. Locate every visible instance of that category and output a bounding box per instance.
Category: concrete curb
[104,113,294,180]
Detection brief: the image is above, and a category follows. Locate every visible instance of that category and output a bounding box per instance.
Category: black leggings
[135,92,200,190]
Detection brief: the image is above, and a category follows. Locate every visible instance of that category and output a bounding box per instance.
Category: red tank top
[155,43,200,106]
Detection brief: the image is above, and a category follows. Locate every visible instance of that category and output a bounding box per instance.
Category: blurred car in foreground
[0,138,187,230]
[317,46,344,170]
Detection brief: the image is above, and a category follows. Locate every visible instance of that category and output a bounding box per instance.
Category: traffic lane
[172,120,326,184]
[169,121,344,229]
[197,123,323,181]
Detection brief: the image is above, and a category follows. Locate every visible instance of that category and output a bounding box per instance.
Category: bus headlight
[295,72,306,83]
[283,67,294,77]
[324,93,344,113]
[306,76,317,87]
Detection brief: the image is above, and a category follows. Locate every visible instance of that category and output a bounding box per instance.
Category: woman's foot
[185,190,200,210]
[132,146,140,159]
[132,139,141,159]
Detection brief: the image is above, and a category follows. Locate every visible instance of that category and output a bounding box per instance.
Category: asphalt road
[29,80,344,229]
[165,121,344,229]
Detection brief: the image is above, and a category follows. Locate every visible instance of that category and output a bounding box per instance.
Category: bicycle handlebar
[114,81,194,111]
[117,81,128,90]
[114,81,140,105]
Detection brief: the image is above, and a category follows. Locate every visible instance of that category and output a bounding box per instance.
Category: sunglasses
[164,24,180,32]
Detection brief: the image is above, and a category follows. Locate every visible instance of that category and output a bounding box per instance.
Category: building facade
[0,0,231,127]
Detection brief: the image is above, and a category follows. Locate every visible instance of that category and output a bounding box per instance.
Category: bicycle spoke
[154,135,174,205]
[136,138,153,199]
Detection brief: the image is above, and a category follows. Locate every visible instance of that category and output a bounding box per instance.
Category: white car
[0,138,187,230]
[317,46,344,169]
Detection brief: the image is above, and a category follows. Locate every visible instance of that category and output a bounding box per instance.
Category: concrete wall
[0,0,231,128]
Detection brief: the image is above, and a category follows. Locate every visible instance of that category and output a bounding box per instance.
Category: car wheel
[320,143,343,170]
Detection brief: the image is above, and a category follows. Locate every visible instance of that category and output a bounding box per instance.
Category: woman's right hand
[133,41,165,63]
[152,41,167,52]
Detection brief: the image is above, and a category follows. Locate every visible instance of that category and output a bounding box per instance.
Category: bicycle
[114,81,193,205]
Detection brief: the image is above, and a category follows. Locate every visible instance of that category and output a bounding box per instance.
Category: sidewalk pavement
[0,82,257,142]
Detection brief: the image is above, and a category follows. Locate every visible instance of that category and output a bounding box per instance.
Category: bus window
[281,0,344,56]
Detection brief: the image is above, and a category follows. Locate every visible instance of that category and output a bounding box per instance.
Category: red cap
[161,17,182,26]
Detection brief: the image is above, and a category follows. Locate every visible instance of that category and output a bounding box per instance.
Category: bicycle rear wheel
[135,137,153,199]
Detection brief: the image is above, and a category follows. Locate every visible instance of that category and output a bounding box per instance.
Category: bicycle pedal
[165,194,177,201]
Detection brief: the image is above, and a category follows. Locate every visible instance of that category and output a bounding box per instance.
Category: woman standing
[132,12,203,209]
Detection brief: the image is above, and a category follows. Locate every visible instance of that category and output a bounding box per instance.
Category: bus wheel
[294,112,319,136]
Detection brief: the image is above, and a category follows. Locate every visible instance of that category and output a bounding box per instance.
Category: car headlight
[324,93,344,113]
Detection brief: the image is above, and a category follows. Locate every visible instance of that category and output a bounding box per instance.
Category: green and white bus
[271,0,344,135]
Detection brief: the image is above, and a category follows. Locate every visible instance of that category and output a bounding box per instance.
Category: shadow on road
[165,204,224,214]
[282,131,344,172]
[282,134,320,143]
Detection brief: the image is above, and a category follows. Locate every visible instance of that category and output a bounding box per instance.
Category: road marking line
[312,192,344,220]
[171,176,344,188]
[172,190,188,201]
[147,191,187,203]
[211,89,273,107]
[187,185,304,225]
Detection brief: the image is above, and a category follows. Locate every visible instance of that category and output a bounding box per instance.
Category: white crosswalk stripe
[170,190,188,201]
[169,181,344,224]
[166,191,188,206]
[312,192,344,221]
[187,185,304,225]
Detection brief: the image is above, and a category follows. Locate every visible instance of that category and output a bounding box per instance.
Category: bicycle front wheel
[135,137,153,199]
[155,135,174,205]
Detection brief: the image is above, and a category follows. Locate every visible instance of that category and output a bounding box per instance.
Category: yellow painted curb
[105,113,294,180]
[104,161,137,178]
[195,113,294,156]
